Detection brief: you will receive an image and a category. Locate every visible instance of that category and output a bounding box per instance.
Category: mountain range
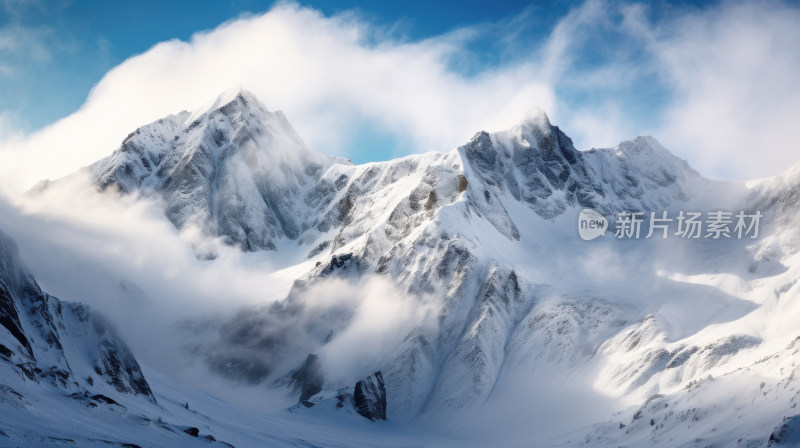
[2,89,800,447]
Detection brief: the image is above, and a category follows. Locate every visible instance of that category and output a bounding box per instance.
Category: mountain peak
[519,107,552,129]
[185,88,267,125]
[613,135,697,175]
[618,135,667,155]
[87,88,347,252]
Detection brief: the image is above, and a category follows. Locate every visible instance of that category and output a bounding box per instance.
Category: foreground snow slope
[15,90,800,446]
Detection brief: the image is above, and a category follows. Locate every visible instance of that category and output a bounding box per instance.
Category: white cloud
[0,176,433,400]
[0,23,52,64]
[509,0,800,180]
[0,0,798,191]
[0,174,294,373]
[0,2,555,192]
[314,276,435,383]
[649,1,800,180]
[0,111,23,142]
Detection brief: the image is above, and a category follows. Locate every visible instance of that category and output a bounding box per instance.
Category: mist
[0,174,433,408]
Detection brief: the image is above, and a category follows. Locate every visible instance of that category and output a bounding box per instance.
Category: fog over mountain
[0,91,799,447]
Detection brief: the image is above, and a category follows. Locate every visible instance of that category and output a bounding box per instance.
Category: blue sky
[1,0,799,185]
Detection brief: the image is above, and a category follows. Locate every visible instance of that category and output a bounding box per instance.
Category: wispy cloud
[644,0,800,180]
[1,0,47,18]
[0,23,52,64]
[0,0,68,65]
[0,175,433,401]
[0,110,23,141]
[527,0,800,180]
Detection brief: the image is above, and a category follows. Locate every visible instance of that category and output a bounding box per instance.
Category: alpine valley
[2,90,800,447]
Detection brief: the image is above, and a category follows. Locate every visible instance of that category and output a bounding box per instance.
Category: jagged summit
[603,135,693,169]
[184,87,263,124]
[88,90,347,251]
[519,106,552,126]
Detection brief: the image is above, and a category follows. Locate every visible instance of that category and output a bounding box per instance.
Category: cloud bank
[0,175,293,374]
[0,0,798,187]
[0,2,555,191]
[0,178,435,407]
[643,1,800,180]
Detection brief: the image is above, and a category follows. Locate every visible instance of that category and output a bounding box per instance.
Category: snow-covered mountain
[12,90,800,447]
[89,89,347,252]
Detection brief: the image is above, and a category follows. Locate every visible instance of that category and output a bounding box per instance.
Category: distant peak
[185,88,267,124]
[520,107,552,128]
[632,135,662,148]
[215,86,261,106]
[617,136,669,155]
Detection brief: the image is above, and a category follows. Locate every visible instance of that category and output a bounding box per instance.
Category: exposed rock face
[354,371,387,421]
[203,254,361,386]
[461,114,602,223]
[769,415,800,446]
[90,313,154,398]
[0,279,31,360]
[461,113,699,226]
[320,253,357,277]
[287,354,324,405]
[0,228,155,403]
